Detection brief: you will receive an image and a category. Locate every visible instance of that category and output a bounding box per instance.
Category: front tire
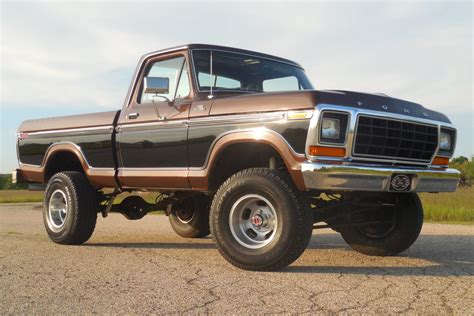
[43,172,98,245]
[340,193,423,256]
[210,168,313,271]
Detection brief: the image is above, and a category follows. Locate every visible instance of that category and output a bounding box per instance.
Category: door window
[140,56,190,103]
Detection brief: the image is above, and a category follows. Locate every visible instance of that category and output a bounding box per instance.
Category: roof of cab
[141,43,303,69]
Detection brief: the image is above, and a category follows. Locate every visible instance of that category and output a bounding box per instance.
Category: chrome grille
[353,115,438,162]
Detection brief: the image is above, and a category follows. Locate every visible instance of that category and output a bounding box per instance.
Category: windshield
[192,50,313,93]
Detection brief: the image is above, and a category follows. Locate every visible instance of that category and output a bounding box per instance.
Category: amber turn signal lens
[432,156,449,166]
[309,146,346,157]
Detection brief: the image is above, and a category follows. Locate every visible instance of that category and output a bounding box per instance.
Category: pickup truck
[14,44,460,271]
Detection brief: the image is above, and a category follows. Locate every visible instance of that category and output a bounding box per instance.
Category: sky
[0,0,472,172]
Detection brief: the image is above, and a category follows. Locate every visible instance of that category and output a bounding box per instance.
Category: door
[117,54,193,188]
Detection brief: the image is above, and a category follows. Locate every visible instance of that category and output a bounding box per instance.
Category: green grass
[0,190,44,203]
[419,186,474,223]
[1,187,472,223]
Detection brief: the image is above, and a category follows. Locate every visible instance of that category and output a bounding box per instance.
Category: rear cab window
[263,76,299,92]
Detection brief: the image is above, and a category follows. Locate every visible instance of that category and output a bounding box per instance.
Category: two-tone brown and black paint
[18,109,311,189]
[16,43,452,192]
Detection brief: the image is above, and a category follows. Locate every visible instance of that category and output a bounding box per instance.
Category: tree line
[449,156,474,187]
[0,174,27,190]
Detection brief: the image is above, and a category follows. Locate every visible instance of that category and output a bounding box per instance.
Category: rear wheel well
[208,143,288,191]
[44,151,85,182]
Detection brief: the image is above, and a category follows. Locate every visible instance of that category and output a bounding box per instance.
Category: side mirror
[144,77,169,94]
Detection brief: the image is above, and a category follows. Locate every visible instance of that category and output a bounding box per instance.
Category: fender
[188,128,307,191]
[19,142,115,187]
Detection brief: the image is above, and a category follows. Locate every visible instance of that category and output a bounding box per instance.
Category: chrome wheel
[47,189,68,232]
[229,194,277,249]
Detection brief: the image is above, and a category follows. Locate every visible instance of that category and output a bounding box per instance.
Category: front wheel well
[44,151,85,182]
[208,143,288,191]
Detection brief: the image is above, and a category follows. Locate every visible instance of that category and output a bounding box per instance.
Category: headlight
[438,128,456,155]
[439,131,451,151]
[319,111,349,144]
[321,118,340,139]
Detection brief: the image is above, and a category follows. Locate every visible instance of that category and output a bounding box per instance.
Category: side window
[140,56,190,103]
[263,76,299,92]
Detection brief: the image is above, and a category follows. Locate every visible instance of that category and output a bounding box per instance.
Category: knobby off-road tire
[340,193,423,256]
[210,168,313,271]
[169,195,211,238]
[43,171,98,245]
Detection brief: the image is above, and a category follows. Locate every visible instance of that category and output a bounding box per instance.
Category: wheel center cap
[251,214,264,228]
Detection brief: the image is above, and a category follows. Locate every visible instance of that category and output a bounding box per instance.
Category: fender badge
[195,104,206,111]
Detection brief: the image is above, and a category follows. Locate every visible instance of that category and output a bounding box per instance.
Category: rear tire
[340,193,423,256]
[169,195,210,238]
[43,172,98,245]
[210,168,313,271]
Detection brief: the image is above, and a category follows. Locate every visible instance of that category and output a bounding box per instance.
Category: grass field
[419,186,474,223]
[0,190,44,203]
[1,187,473,223]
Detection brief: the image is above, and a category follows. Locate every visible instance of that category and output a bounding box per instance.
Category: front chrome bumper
[301,162,460,192]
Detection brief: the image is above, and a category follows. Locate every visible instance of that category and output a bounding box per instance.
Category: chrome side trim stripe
[118,120,188,132]
[119,168,188,172]
[189,111,287,127]
[23,125,114,137]
[21,111,307,134]
[116,110,304,131]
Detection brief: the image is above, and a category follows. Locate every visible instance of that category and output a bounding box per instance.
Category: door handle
[127,113,139,120]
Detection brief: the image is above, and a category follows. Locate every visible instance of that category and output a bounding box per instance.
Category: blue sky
[1,1,472,172]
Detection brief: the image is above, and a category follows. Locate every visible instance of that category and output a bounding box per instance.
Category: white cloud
[0,1,472,113]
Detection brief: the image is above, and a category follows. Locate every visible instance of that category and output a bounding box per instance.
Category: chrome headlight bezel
[438,127,456,157]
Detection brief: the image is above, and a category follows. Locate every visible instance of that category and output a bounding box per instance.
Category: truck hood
[18,110,119,133]
[314,90,451,123]
[209,89,450,124]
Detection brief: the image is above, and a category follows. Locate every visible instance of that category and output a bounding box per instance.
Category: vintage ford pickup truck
[14,44,460,271]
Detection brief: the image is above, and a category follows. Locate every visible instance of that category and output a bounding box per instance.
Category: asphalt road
[1,203,473,314]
